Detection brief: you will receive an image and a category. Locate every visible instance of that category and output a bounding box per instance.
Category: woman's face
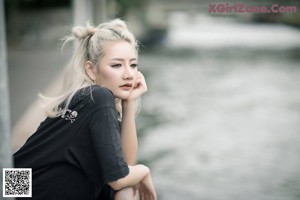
[95,40,138,100]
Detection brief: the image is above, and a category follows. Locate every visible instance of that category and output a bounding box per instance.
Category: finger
[145,194,150,200]
[134,78,146,92]
[134,71,142,83]
[137,71,143,78]
[133,76,142,88]
[134,80,141,89]
[137,72,146,85]
[140,192,145,200]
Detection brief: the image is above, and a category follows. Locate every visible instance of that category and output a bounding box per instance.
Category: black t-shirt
[13,85,129,200]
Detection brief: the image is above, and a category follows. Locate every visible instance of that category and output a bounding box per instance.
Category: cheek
[99,68,119,85]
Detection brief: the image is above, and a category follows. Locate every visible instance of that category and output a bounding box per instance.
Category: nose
[123,65,134,80]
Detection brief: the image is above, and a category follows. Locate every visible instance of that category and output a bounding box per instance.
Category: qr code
[2,168,32,197]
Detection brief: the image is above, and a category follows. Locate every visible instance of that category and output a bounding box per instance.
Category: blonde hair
[40,19,138,117]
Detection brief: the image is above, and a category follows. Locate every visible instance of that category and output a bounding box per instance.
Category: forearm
[108,165,149,191]
[114,187,134,200]
[121,100,138,165]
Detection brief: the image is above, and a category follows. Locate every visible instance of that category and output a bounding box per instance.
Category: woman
[13,19,156,200]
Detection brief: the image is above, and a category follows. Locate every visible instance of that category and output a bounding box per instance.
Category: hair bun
[72,23,96,39]
[97,18,128,31]
[111,18,127,29]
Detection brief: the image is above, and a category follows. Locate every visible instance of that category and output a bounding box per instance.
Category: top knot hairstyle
[72,23,96,39]
[41,19,138,117]
[70,19,137,65]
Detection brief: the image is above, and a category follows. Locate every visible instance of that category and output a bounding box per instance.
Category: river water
[137,12,300,200]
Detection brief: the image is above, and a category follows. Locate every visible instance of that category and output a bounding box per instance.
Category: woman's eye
[131,64,138,68]
[111,64,122,68]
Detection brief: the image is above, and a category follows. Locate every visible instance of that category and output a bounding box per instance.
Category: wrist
[122,98,140,114]
[122,99,135,107]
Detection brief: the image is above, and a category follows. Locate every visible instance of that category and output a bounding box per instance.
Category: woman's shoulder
[90,85,115,107]
[72,85,115,109]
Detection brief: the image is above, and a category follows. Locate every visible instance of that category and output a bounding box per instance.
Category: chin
[114,92,131,100]
[117,95,131,100]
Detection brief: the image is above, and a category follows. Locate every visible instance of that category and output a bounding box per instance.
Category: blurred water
[137,12,300,200]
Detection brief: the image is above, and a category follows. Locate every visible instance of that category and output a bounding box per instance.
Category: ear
[84,61,96,81]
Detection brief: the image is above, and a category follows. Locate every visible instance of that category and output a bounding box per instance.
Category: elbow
[108,164,149,191]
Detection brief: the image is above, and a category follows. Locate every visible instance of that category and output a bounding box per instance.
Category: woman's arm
[120,100,139,165]
[114,187,135,200]
[115,101,140,200]
[108,165,157,200]
[115,72,148,199]
[108,165,148,190]
[120,72,147,165]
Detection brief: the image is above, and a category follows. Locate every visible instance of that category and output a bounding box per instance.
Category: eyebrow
[110,58,137,62]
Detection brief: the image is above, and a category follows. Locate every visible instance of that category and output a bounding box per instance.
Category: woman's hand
[127,71,147,102]
[134,173,157,200]
[121,71,147,116]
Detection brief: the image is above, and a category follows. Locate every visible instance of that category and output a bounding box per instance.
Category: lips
[120,83,133,90]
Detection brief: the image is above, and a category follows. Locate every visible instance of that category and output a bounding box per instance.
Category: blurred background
[2,0,300,199]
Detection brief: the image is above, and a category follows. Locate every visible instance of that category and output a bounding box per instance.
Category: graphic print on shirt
[61,109,78,123]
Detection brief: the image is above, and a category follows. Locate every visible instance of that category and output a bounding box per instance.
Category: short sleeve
[88,87,129,184]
